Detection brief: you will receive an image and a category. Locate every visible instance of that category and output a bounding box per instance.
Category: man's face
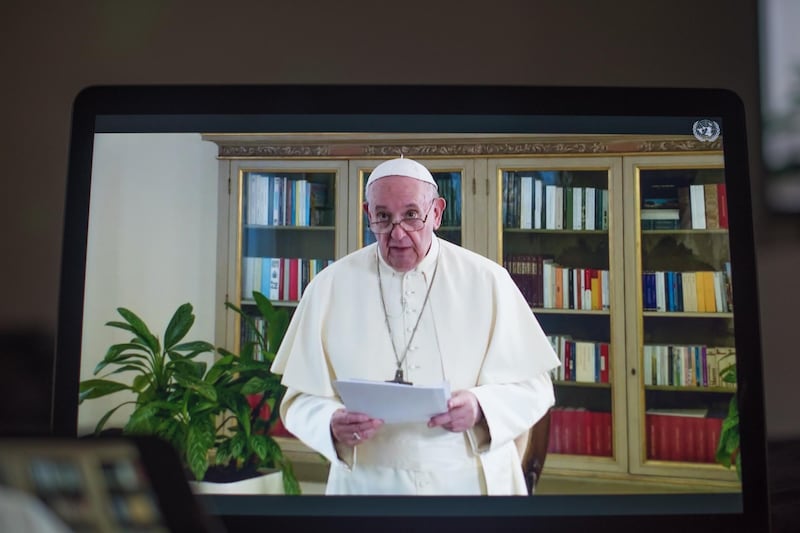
[363,175,445,272]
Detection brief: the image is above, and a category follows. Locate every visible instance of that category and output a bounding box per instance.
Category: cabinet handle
[486,178,489,196]
[472,178,476,195]
[631,368,636,376]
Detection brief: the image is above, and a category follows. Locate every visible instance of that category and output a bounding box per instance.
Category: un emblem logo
[692,119,721,142]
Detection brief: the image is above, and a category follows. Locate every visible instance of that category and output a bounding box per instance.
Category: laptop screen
[53,85,769,532]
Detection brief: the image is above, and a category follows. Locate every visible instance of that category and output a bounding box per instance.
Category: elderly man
[271,156,559,495]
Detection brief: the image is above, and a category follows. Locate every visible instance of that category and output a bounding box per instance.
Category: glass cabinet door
[624,154,738,482]
[221,160,348,354]
[348,159,474,251]
[488,157,627,474]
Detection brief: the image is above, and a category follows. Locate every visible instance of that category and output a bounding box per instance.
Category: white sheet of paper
[332,379,451,424]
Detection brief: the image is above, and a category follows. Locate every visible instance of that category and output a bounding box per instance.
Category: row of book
[504,255,610,310]
[643,345,736,389]
[640,183,728,230]
[645,409,723,463]
[241,256,334,303]
[547,408,613,457]
[547,335,610,384]
[245,173,331,227]
[642,266,733,313]
[503,173,609,231]
[435,174,462,227]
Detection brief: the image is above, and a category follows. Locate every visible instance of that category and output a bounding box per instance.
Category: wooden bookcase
[204,133,740,490]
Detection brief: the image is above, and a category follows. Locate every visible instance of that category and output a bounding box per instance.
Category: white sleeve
[280,387,355,468]
[467,371,555,453]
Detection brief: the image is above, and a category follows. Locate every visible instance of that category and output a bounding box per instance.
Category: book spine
[717,183,729,229]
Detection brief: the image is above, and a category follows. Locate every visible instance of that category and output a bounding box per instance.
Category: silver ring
[352,432,361,441]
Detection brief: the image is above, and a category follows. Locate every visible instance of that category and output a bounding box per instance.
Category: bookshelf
[205,135,739,488]
[213,158,349,353]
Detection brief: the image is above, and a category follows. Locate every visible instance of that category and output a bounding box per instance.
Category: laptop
[0,435,223,533]
[52,85,770,532]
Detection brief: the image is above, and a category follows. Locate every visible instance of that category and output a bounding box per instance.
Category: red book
[695,417,709,463]
[574,409,591,455]
[602,412,613,457]
[562,408,578,454]
[646,414,657,460]
[656,415,669,461]
[288,258,299,300]
[564,341,572,381]
[549,408,562,454]
[599,342,610,383]
[670,416,687,461]
[590,411,603,456]
[685,416,698,462]
[706,417,723,463]
[717,183,728,229]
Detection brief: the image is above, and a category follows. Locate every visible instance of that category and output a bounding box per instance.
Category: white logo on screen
[692,119,720,142]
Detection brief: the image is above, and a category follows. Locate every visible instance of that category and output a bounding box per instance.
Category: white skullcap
[366,156,438,190]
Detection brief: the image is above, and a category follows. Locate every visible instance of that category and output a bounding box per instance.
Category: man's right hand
[330,409,384,446]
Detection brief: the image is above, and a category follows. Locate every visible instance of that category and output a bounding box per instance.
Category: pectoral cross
[386,368,413,386]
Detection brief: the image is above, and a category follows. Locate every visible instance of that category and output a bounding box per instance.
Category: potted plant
[78,296,300,494]
[715,364,740,479]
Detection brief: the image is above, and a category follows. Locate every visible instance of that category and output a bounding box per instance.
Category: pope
[271,156,559,495]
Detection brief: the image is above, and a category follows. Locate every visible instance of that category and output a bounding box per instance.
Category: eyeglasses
[367,201,435,235]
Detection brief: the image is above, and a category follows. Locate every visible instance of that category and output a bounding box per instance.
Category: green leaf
[187,414,215,480]
[169,359,207,380]
[78,379,131,402]
[94,343,152,374]
[174,374,218,402]
[278,456,302,495]
[132,374,153,394]
[205,355,235,384]
[163,303,195,351]
[229,431,246,461]
[91,401,135,434]
[170,340,216,355]
[103,363,149,377]
[116,308,161,355]
[240,377,269,395]
[250,434,268,461]
[215,439,233,466]
[126,401,177,434]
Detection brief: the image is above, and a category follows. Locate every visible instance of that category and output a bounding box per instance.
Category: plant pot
[189,469,284,495]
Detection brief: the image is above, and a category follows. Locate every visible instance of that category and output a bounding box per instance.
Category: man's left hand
[427,390,483,432]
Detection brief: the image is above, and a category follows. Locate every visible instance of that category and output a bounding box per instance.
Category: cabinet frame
[206,134,740,489]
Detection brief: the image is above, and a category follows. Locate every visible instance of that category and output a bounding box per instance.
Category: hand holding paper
[427,390,484,432]
[333,379,451,424]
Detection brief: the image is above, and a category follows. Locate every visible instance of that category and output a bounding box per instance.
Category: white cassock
[271,236,560,495]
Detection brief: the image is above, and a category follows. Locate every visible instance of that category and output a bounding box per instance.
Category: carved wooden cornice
[212,137,722,158]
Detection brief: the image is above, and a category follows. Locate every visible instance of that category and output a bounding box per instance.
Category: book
[641,208,680,220]
[704,183,720,229]
[555,186,564,229]
[585,187,596,230]
[677,186,692,229]
[573,187,583,230]
[533,178,543,229]
[690,184,707,229]
[520,176,533,229]
[717,183,729,229]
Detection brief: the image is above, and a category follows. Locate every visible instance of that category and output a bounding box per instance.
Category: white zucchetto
[365,156,438,190]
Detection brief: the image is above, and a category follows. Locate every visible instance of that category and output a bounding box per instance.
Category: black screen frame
[53,84,770,533]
